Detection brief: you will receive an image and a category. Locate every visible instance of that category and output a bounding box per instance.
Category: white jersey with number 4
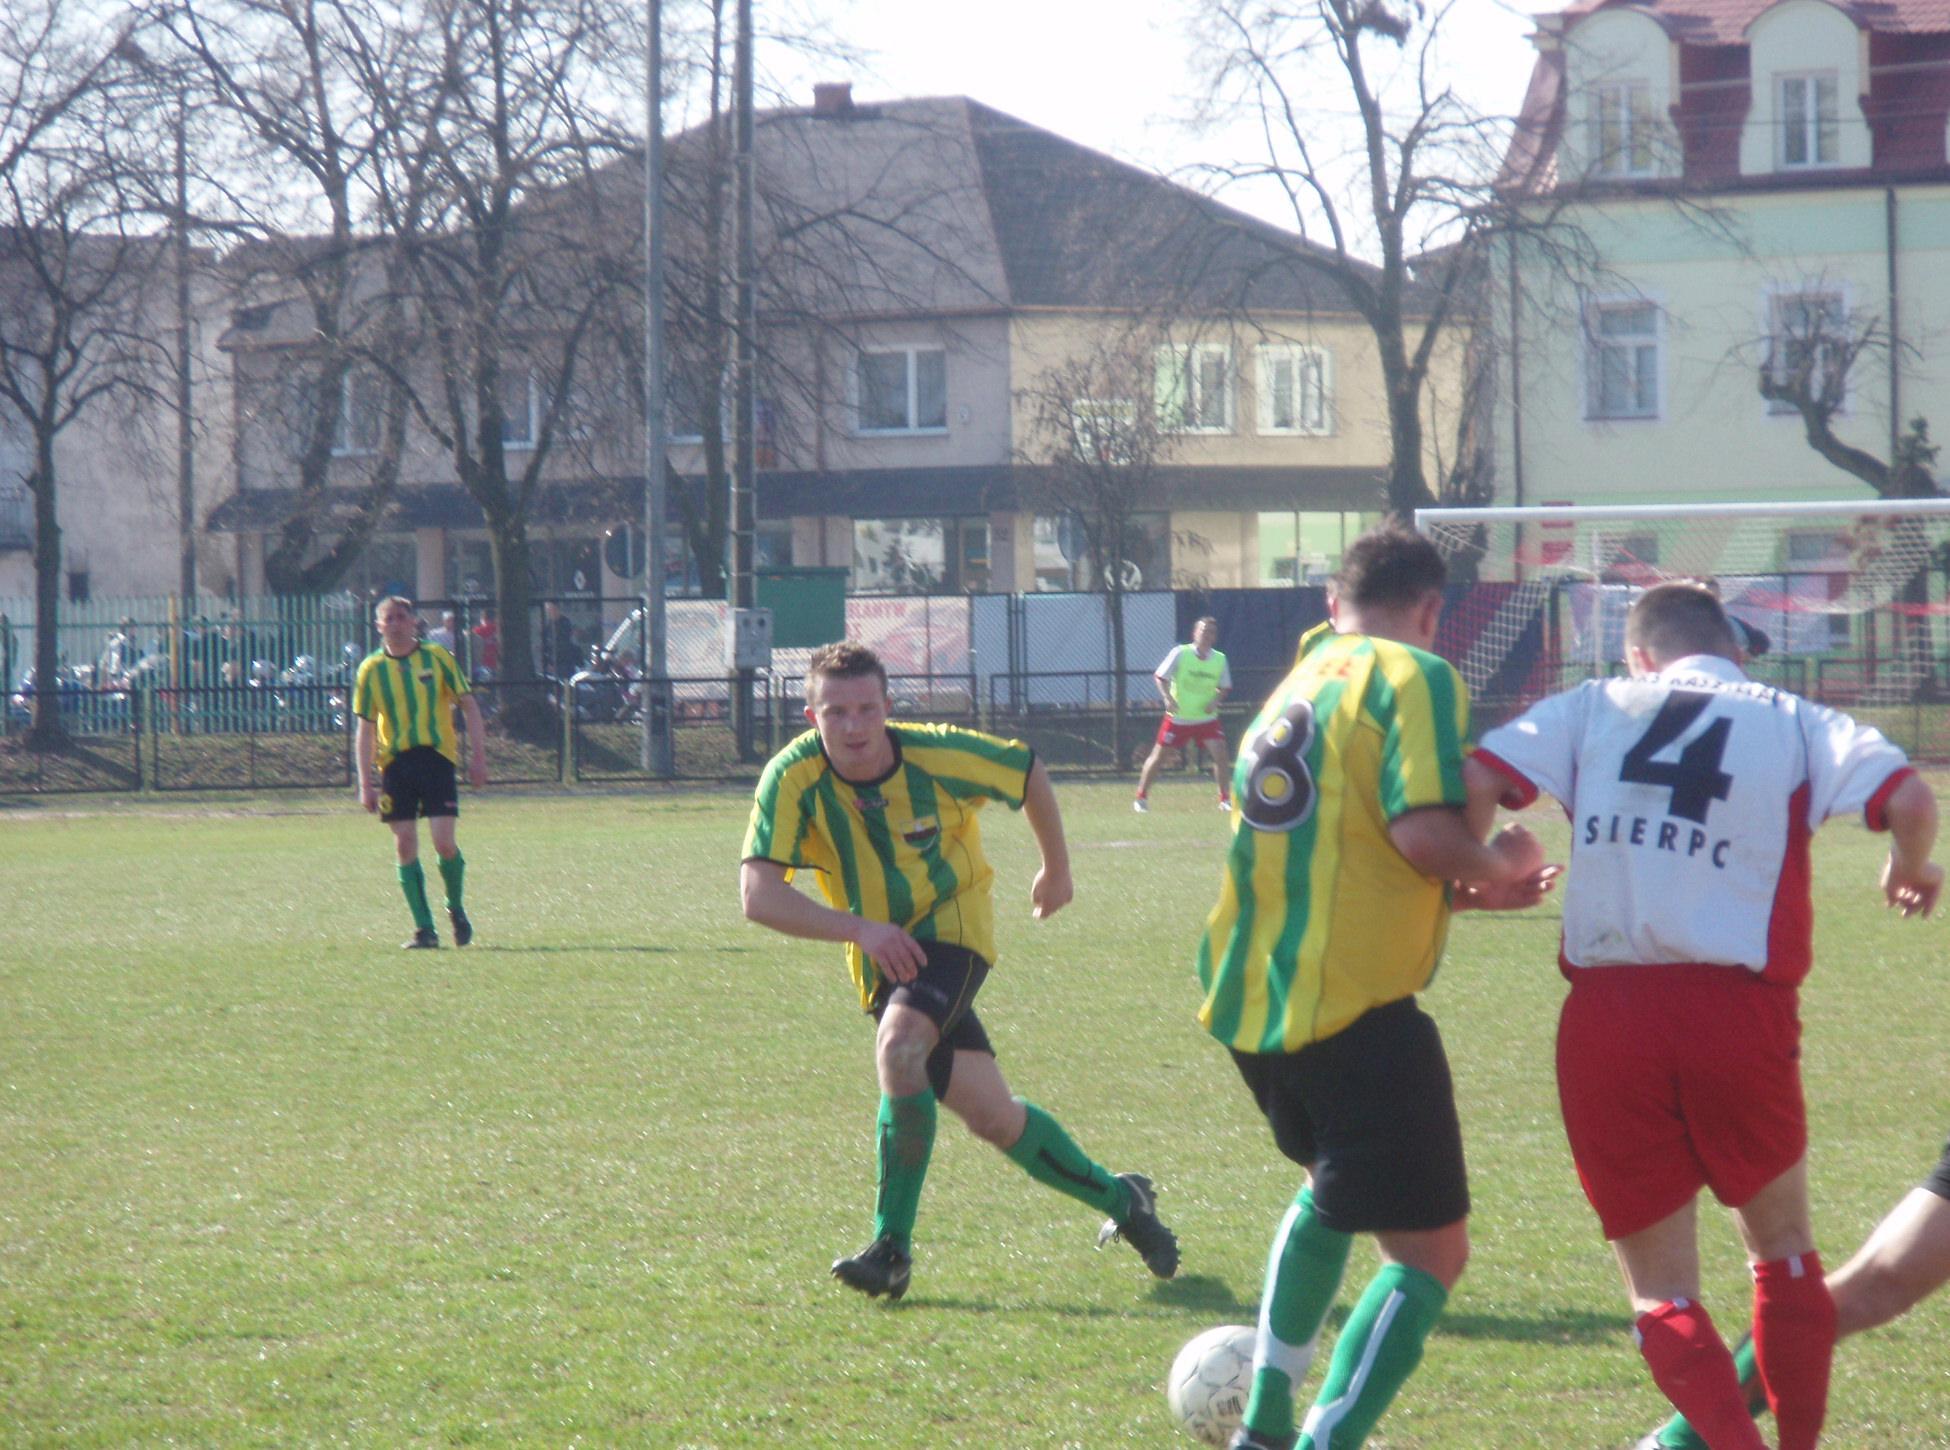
[1475,653,1911,985]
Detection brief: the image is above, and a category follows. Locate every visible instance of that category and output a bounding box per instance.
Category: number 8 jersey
[1474,653,1913,985]
[1197,623,1472,1053]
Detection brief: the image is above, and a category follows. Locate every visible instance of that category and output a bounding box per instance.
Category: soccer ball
[1166,1323,1257,1446]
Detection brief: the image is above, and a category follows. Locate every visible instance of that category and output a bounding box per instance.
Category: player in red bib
[1469,582,1941,1450]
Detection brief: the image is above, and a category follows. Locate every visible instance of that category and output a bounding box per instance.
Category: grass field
[3,778,1948,1447]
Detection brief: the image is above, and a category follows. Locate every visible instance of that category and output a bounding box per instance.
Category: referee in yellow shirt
[1200,527,1553,1450]
[353,596,487,949]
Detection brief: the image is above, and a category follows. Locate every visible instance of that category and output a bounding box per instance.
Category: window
[1585,301,1660,420]
[1256,345,1332,435]
[1155,343,1232,433]
[1591,82,1657,177]
[499,369,537,450]
[332,367,383,455]
[852,517,989,593]
[856,347,947,433]
[0,481,27,550]
[1779,72,1839,168]
[1767,291,1847,412]
[666,366,718,444]
[1070,398,1138,463]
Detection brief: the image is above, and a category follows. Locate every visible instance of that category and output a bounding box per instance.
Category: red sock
[1635,1299,1769,1450]
[1753,1253,1837,1450]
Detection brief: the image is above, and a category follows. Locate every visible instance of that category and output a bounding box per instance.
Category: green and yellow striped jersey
[1196,623,1471,1053]
[742,722,1034,1008]
[352,642,471,768]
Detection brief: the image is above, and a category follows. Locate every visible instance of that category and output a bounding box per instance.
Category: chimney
[812,82,854,117]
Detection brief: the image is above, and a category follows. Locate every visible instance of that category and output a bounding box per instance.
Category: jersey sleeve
[1371,647,1471,819]
[914,725,1034,809]
[1218,654,1233,690]
[1799,700,1912,828]
[1474,684,1590,809]
[742,753,817,869]
[1155,645,1183,681]
[351,658,378,721]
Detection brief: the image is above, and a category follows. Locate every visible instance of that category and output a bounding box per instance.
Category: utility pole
[640,0,672,775]
[729,0,758,760]
[173,92,195,604]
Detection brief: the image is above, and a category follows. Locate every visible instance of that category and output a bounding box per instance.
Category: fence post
[561,681,575,785]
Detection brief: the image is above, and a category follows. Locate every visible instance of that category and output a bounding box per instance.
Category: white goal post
[1413,498,1950,707]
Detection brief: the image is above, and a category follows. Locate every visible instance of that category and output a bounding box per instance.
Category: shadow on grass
[895,1273,1253,1319]
[1435,1305,1620,1345]
[474,944,684,954]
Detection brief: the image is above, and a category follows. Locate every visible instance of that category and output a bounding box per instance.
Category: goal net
[1414,500,1950,712]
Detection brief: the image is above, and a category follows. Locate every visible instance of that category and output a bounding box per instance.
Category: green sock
[872,1089,936,1252]
[1001,1100,1126,1218]
[1243,1188,1353,1440]
[1656,1330,1759,1449]
[1297,1262,1448,1450]
[398,860,434,931]
[437,851,466,913]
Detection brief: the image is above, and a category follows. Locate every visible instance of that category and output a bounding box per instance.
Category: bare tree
[0,2,168,748]
[1194,0,1596,518]
[1015,328,1174,768]
[166,0,418,595]
[351,0,638,718]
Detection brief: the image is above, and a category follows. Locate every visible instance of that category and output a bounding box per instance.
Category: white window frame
[1582,296,1663,422]
[1155,343,1234,434]
[1778,71,1840,170]
[853,345,948,436]
[1070,397,1138,463]
[499,369,538,451]
[1255,344,1333,436]
[1765,286,1850,416]
[1590,81,1658,178]
[331,367,382,456]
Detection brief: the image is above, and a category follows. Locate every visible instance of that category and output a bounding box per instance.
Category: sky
[770,0,1559,229]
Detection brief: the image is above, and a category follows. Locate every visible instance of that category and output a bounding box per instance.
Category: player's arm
[739,858,927,982]
[1389,804,1542,890]
[354,716,379,812]
[1879,772,1942,918]
[1019,758,1073,920]
[458,691,487,788]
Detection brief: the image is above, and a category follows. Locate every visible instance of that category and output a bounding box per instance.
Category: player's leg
[1207,728,1234,808]
[831,999,940,1300]
[1728,1155,1833,1450]
[1134,732,1173,808]
[942,1040,1178,1276]
[382,753,438,947]
[1612,1202,1768,1450]
[1282,1003,1468,1450]
[427,808,471,946]
[1641,1180,1950,1450]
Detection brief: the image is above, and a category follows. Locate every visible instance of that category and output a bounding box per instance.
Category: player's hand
[856,920,927,983]
[1488,822,1545,881]
[1882,855,1943,919]
[1456,864,1562,912]
[1030,864,1073,920]
[359,781,379,814]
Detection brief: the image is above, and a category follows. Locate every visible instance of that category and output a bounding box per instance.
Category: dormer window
[1591,82,1657,177]
[1779,72,1839,168]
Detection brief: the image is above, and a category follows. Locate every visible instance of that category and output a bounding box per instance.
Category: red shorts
[1556,964,1806,1241]
[1157,715,1226,749]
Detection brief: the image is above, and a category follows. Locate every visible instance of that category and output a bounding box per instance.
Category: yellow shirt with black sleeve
[742,722,1035,1010]
[351,642,471,769]
[1197,622,1472,1053]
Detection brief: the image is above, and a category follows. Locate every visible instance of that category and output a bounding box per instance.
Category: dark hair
[1626,581,1741,662]
[1331,525,1448,609]
[1194,615,1218,631]
[806,640,888,695]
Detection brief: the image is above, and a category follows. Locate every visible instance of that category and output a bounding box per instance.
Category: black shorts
[1924,1132,1950,1202]
[379,746,460,824]
[868,941,995,1100]
[1230,996,1470,1234]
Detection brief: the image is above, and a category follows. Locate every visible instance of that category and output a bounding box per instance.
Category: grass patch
[2,781,1946,1445]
